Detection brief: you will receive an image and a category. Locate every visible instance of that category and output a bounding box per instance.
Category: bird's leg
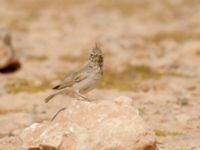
[71,90,91,101]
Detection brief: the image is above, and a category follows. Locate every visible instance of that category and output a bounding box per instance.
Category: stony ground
[0,0,200,149]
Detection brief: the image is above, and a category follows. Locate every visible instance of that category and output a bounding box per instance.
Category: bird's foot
[74,92,93,102]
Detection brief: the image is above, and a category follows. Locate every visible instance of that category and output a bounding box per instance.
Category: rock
[0,28,19,71]
[0,136,22,150]
[0,113,33,138]
[20,96,157,150]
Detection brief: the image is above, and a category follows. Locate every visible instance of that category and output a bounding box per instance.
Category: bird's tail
[45,89,68,103]
[45,94,56,103]
[53,84,66,90]
[44,91,62,103]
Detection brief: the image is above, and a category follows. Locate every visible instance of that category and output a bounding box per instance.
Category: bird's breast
[73,72,102,94]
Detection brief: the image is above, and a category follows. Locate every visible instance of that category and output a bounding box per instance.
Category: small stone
[0,28,20,72]
[113,96,133,106]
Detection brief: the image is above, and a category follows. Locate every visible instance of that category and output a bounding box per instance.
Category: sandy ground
[0,0,200,149]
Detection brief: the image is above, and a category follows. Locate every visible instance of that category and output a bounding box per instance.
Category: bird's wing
[53,67,88,90]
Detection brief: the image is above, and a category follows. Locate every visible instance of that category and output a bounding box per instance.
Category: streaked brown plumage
[45,44,103,103]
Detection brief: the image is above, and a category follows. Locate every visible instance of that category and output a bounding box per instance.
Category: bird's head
[88,43,103,68]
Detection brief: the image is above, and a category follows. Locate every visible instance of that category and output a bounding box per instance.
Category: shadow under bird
[45,44,103,103]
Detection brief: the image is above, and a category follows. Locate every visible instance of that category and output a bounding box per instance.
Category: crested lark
[45,44,103,103]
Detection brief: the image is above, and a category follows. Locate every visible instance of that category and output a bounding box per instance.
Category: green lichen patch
[99,68,138,91]
[177,98,189,106]
[125,65,162,80]
[154,129,184,137]
[59,54,87,63]
[5,77,50,94]
[138,107,146,116]
[25,55,48,62]
[99,65,185,91]
[0,109,22,116]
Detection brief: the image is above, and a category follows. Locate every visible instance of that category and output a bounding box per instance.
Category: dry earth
[0,0,200,149]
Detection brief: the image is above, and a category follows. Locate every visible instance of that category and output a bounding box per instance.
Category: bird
[0,28,18,70]
[45,44,103,103]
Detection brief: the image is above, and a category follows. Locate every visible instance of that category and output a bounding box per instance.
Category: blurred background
[0,0,200,149]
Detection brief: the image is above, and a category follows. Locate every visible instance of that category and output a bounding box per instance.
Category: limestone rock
[0,136,22,150]
[0,28,19,71]
[21,96,157,150]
